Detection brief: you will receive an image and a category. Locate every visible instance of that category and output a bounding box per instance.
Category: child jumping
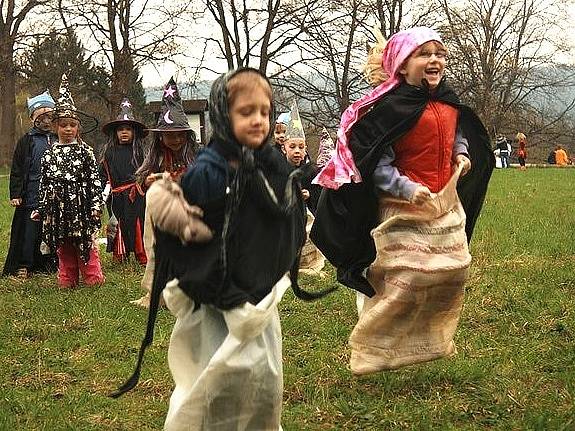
[312,26,494,374]
[3,90,57,279]
[100,98,147,264]
[112,68,333,430]
[33,74,105,288]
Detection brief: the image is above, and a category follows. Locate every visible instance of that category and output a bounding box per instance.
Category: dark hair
[135,130,198,183]
[99,124,146,167]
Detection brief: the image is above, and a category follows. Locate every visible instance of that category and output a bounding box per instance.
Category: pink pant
[57,241,105,288]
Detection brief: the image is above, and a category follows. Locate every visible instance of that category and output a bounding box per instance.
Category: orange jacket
[394,101,458,193]
[555,149,569,166]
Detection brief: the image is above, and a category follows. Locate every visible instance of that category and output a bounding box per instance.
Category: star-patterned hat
[52,73,98,133]
[316,127,335,168]
[102,97,148,137]
[284,101,305,145]
[147,77,192,132]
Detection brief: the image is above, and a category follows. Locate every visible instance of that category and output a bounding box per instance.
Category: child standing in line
[112,68,333,429]
[312,27,494,374]
[273,112,290,153]
[99,98,147,264]
[131,77,199,308]
[3,90,58,279]
[33,74,105,288]
[135,77,198,189]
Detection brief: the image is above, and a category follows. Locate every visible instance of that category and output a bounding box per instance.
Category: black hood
[208,68,275,159]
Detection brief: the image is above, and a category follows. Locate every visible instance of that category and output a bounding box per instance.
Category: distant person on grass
[555,145,570,166]
[3,91,58,279]
[311,26,494,374]
[516,132,528,170]
[112,68,333,430]
[32,74,104,288]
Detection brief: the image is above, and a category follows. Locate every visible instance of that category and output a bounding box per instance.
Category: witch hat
[102,97,147,137]
[316,127,335,168]
[52,73,98,133]
[147,77,192,132]
[284,100,305,145]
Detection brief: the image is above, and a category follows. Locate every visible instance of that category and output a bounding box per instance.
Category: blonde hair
[363,26,389,87]
[227,70,272,107]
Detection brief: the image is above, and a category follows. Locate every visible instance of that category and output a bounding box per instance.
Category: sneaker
[16,268,28,280]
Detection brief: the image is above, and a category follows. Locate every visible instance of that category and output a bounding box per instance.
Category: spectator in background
[495,135,511,168]
[555,145,570,166]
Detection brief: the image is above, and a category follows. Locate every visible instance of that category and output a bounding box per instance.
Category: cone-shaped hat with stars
[316,127,335,168]
[284,100,305,145]
[52,73,98,133]
[148,77,192,132]
[102,97,148,137]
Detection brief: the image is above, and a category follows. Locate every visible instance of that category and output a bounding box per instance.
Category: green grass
[1,167,574,430]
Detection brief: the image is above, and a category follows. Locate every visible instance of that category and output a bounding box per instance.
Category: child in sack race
[311,26,494,374]
[111,68,333,430]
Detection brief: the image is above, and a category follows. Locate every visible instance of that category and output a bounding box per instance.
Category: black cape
[310,80,495,296]
[111,143,334,397]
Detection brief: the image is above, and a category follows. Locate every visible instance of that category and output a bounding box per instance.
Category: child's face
[284,139,307,166]
[116,124,134,144]
[161,131,186,152]
[31,107,53,132]
[230,85,271,149]
[55,118,80,143]
[400,41,446,90]
[274,123,287,146]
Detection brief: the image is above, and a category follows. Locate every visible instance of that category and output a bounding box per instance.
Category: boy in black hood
[112,68,333,429]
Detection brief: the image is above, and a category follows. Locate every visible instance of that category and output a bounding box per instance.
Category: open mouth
[425,68,441,78]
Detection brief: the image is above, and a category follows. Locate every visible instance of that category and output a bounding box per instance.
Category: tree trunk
[0,35,16,166]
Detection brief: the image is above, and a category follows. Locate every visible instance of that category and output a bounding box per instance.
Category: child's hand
[411,186,432,205]
[455,154,471,176]
[145,174,157,188]
[301,189,310,200]
[30,210,41,221]
[10,198,22,207]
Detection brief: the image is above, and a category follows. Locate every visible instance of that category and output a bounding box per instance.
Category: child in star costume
[3,90,58,279]
[112,68,333,429]
[99,97,147,264]
[312,27,494,373]
[33,74,104,288]
[131,77,199,308]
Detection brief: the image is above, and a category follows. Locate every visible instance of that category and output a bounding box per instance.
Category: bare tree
[434,0,575,150]
[189,0,323,75]
[57,0,199,113]
[0,0,53,164]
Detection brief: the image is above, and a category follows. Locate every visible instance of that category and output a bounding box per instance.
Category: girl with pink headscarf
[311,27,495,373]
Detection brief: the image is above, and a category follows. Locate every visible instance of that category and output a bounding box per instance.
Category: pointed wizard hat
[147,77,192,132]
[52,73,98,133]
[316,127,335,168]
[102,97,148,137]
[284,100,305,145]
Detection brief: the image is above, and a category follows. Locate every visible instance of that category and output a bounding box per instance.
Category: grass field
[0,168,574,430]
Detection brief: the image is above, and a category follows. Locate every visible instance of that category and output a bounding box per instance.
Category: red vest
[393,101,458,193]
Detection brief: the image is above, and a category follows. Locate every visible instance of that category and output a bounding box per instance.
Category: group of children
[5,25,496,429]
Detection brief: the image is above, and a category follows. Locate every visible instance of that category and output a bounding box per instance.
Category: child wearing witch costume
[3,90,58,279]
[99,98,147,264]
[135,77,197,188]
[131,77,198,308]
[312,27,494,374]
[111,68,333,429]
[33,74,104,288]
